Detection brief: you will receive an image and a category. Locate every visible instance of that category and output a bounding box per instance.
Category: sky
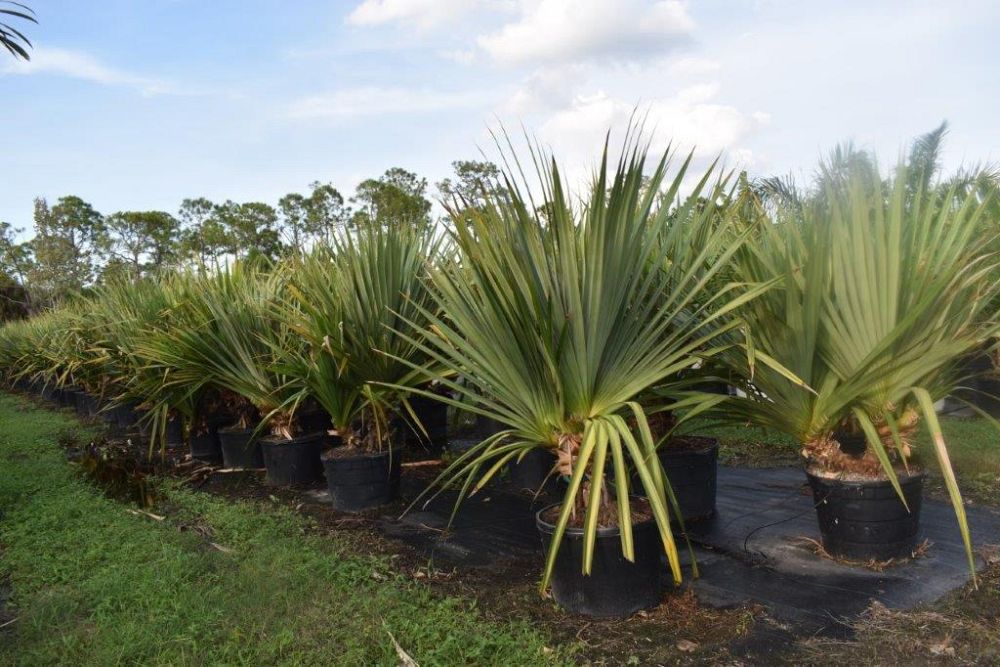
[2,0,998,238]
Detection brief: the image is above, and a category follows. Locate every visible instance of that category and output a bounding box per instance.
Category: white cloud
[439,48,477,65]
[286,86,487,120]
[2,47,179,96]
[347,0,484,29]
[501,66,579,113]
[524,85,767,185]
[667,56,721,77]
[478,0,694,66]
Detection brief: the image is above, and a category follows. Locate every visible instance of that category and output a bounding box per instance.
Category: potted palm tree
[281,225,441,511]
[395,134,764,617]
[144,265,318,484]
[713,155,1000,566]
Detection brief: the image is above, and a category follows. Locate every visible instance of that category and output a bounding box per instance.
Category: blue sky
[3,1,998,237]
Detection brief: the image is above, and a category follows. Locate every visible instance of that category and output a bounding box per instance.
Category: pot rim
[658,435,719,455]
[217,425,255,436]
[322,446,401,462]
[805,467,927,487]
[260,431,327,446]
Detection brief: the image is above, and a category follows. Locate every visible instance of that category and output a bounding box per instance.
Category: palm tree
[396,132,768,609]
[1,2,35,61]
[713,158,1000,571]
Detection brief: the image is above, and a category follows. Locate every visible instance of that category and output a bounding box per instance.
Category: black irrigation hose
[740,491,830,564]
[710,480,829,564]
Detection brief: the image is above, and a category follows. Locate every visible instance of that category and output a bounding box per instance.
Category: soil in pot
[260,432,325,486]
[656,436,719,524]
[323,447,402,512]
[537,500,663,617]
[218,427,263,469]
[806,468,925,560]
[189,426,223,464]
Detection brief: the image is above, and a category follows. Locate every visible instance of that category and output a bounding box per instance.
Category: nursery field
[3,394,1000,665]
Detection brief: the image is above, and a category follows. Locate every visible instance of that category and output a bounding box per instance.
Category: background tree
[0,221,32,318]
[100,210,180,281]
[215,200,282,263]
[28,196,104,303]
[436,160,501,206]
[304,181,349,242]
[0,221,33,287]
[279,181,350,251]
[178,197,229,267]
[437,160,503,231]
[351,167,432,231]
[0,1,35,61]
[277,192,309,252]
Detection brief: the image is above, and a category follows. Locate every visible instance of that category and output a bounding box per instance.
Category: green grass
[0,395,569,666]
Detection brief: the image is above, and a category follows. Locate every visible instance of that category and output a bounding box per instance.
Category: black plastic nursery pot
[475,413,506,439]
[260,432,325,486]
[508,447,555,492]
[323,448,402,512]
[536,504,663,617]
[165,418,185,448]
[806,469,925,560]
[657,437,719,524]
[405,395,449,454]
[188,427,223,464]
[217,427,264,469]
[63,388,82,412]
[74,392,99,418]
[115,402,141,431]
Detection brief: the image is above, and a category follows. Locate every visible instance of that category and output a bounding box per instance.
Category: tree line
[0,161,498,314]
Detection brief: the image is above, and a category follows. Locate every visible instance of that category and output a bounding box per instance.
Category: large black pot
[658,437,718,523]
[323,448,402,512]
[189,426,223,464]
[218,427,264,469]
[165,418,185,448]
[260,433,325,486]
[508,448,555,492]
[475,413,506,439]
[807,469,925,560]
[75,392,99,418]
[99,401,119,428]
[62,387,82,411]
[405,395,448,454]
[115,402,141,431]
[536,504,663,617]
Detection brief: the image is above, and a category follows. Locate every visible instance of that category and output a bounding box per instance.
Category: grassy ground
[0,395,568,666]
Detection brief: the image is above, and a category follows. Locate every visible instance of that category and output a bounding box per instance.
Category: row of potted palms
[0,135,996,618]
